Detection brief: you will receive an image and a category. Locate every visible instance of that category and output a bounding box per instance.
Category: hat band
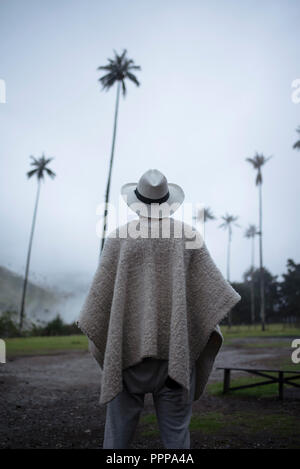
[134,188,170,205]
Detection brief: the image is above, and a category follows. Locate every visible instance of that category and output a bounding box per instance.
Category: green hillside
[0,266,61,321]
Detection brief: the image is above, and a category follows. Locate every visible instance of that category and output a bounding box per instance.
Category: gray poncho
[77,216,241,406]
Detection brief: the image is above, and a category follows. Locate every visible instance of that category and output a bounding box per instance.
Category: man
[77,169,241,449]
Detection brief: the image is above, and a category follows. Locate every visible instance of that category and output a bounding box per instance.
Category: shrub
[30,314,82,336]
[0,310,21,338]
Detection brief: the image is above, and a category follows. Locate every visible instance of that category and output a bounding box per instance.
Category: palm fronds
[244,224,260,238]
[27,154,56,180]
[219,213,240,230]
[293,126,300,150]
[246,152,272,185]
[98,49,141,97]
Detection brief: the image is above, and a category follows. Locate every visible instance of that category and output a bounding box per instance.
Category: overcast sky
[1,0,300,292]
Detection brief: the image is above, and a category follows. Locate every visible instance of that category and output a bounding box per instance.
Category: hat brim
[121,182,185,219]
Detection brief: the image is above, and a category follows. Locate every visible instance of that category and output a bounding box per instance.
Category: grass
[208,375,281,398]
[225,339,293,348]
[275,356,300,372]
[221,323,300,341]
[3,323,300,358]
[140,412,224,437]
[240,413,297,436]
[189,412,224,433]
[5,334,88,357]
[140,414,160,437]
[140,410,299,439]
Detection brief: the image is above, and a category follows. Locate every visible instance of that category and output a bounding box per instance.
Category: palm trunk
[227,226,232,328]
[227,227,231,283]
[250,236,255,324]
[19,179,41,330]
[258,183,265,331]
[100,81,121,255]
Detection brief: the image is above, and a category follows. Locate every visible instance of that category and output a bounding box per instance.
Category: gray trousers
[103,357,196,449]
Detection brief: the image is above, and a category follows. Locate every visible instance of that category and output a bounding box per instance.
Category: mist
[1,0,300,322]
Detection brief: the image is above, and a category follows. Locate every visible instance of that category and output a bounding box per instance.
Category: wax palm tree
[97,49,141,253]
[246,152,272,331]
[219,213,240,327]
[293,126,300,150]
[204,207,215,223]
[244,224,259,324]
[19,155,56,329]
[193,206,215,229]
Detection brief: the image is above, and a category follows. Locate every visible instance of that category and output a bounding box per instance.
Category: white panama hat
[121,169,185,219]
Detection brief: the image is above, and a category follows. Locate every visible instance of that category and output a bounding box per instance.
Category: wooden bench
[217,367,300,400]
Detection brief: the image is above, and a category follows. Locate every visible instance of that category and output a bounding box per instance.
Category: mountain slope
[0,266,62,322]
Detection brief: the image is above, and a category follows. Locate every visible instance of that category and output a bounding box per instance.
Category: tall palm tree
[19,155,56,329]
[246,152,272,331]
[244,224,259,325]
[293,126,300,150]
[97,49,141,253]
[219,213,240,327]
[193,206,215,232]
[204,207,216,223]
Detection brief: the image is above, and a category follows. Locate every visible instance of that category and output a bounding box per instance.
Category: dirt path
[0,340,299,449]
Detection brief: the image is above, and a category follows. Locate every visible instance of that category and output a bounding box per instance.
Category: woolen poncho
[77,216,241,406]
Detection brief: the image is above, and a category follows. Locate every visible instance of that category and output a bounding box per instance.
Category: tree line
[231,259,300,326]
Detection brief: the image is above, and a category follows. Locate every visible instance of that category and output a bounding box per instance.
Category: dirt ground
[0,339,299,449]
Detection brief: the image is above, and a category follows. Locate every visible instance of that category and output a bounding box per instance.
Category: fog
[1,0,300,321]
